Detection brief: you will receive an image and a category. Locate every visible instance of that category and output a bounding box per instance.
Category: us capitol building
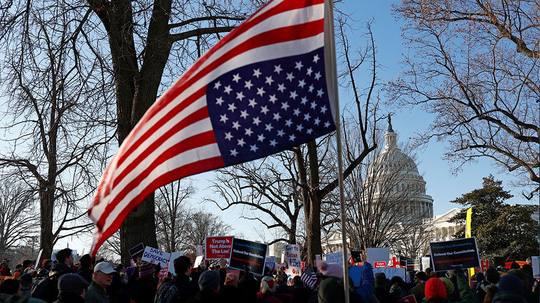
[320,117,464,259]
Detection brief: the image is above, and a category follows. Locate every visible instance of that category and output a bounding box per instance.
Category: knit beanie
[425,277,447,299]
[322,263,343,278]
[497,274,524,297]
[440,277,454,296]
[138,262,154,277]
[198,270,221,291]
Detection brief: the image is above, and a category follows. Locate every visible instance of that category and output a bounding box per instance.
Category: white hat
[94,262,116,274]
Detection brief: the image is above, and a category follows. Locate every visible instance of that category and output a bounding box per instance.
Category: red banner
[374,261,386,268]
[205,236,234,260]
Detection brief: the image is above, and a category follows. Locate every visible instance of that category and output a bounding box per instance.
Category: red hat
[425,278,447,299]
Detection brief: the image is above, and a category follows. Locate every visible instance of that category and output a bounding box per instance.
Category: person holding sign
[423,267,475,303]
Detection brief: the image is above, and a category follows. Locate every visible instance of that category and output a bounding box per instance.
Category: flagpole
[324,0,350,301]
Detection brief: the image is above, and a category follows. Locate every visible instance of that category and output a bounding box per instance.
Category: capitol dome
[366,117,433,220]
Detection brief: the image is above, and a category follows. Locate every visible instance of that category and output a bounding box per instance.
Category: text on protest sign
[285,244,302,275]
[142,246,171,266]
[205,236,234,260]
[429,237,480,272]
[229,238,268,276]
[325,252,343,265]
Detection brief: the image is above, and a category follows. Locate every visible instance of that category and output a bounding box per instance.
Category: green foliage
[450,175,539,260]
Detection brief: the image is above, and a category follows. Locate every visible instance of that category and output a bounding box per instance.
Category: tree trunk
[120,193,157,263]
[39,181,54,262]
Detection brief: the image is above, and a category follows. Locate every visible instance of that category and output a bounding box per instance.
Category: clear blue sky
[59,0,535,254]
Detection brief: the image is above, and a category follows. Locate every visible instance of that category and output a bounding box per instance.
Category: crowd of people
[0,249,538,303]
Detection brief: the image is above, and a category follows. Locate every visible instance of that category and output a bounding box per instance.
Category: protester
[424,267,475,303]
[373,272,393,303]
[76,255,93,284]
[20,273,34,297]
[55,273,90,303]
[274,269,292,303]
[0,279,20,302]
[85,262,116,303]
[389,276,410,300]
[0,279,45,303]
[492,274,527,303]
[56,249,74,268]
[187,270,221,303]
[130,262,157,303]
[218,272,243,303]
[477,268,500,303]
[256,275,281,303]
[0,259,11,276]
[154,255,198,303]
[410,271,427,302]
[317,262,375,303]
[291,275,311,303]
[32,263,71,303]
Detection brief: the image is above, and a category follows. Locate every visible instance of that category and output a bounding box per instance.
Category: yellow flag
[465,207,474,283]
[465,207,472,238]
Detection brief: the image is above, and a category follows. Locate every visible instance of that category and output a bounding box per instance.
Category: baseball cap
[94,262,116,274]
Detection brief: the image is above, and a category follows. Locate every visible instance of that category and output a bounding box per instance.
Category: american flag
[301,268,318,289]
[89,0,336,257]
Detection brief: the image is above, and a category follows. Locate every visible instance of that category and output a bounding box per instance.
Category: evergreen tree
[451,175,538,261]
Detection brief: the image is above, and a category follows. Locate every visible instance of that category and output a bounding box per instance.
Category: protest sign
[167,252,184,276]
[325,252,343,265]
[429,237,480,272]
[367,248,390,265]
[197,245,203,257]
[194,256,204,268]
[129,243,145,258]
[229,238,268,276]
[35,249,43,269]
[142,246,171,266]
[372,267,406,281]
[374,261,386,268]
[399,294,417,303]
[205,236,234,260]
[265,256,276,271]
[532,256,540,279]
[141,246,171,278]
[285,244,302,276]
[421,257,431,271]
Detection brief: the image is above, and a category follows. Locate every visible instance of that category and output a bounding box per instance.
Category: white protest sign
[141,246,171,278]
[421,256,431,271]
[532,256,540,279]
[194,255,204,268]
[372,267,406,281]
[285,244,302,276]
[366,248,390,265]
[265,256,276,270]
[141,246,171,267]
[167,252,184,276]
[325,252,343,265]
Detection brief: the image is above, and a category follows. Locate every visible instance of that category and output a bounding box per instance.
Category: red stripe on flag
[91,155,224,256]
[95,129,218,229]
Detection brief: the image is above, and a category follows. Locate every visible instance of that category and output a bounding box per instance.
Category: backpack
[154,279,179,303]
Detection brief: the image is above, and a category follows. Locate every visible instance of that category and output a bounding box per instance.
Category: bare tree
[84,0,262,261]
[0,174,39,259]
[0,0,263,262]
[0,2,115,258]
[343,125,432,260]
[155,180,195,252]
[210,17,382,263]
[210,154,304,245]
[390,0,540,197]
